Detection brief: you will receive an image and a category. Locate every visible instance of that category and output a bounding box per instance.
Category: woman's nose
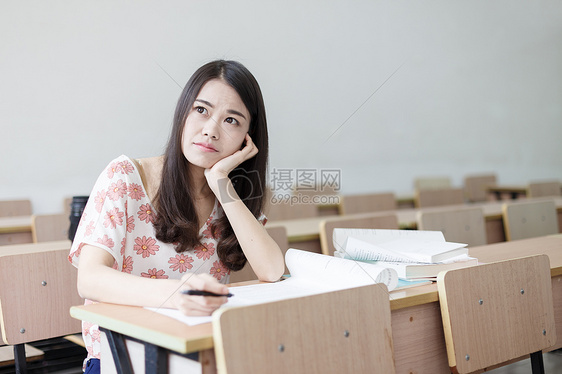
[202,118,220,139]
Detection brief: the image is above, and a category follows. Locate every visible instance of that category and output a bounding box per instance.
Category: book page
[341,236,418,262]
[333,228,445,255]
[146,248,398,326]
[285,248,398,290]
[380,238,467,263]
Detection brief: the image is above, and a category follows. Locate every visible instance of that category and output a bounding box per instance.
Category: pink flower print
[79,212,87,227]
[120,160,134,174]
[120,237,126,256]
[85,221,95,236]
[94,190,106,213]
[107,179,127,201]
[91,329,101,343]
[202,220,220,239]
[103,207,124,229]
[210,260,229,281]
[201,226,212,239]
[134,236,159,258]
[126,215,135,233]
[82,320,94,332]
[107,162,122,178]
[68,246,82,262]
[137,203,155,224]
[96,234,115,249]
[168,254,194,273]
[122,256,133,273]
[194,242,215,260]
[141,268,168,279]
[127,183,145,200]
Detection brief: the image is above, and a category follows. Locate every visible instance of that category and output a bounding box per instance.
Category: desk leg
[14,344,27,374]
[101,327,134,374]
[530,351,545,374]
[145,343,168,374]
[200,348,217,374]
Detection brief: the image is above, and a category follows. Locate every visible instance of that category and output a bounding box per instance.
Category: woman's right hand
[173,273,229,316]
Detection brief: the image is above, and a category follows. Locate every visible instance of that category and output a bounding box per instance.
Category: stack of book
[332,228,478,279]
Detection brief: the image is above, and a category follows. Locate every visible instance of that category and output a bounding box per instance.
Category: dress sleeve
[68,156,135,270]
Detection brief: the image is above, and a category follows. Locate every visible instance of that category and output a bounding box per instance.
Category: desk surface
[70,234,562,356]
[0,239,71,256]
[267,197,562,242]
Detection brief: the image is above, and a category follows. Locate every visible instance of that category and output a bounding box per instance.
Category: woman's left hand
[205,133,258,194]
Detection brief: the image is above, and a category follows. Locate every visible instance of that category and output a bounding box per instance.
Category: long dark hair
[153,60,268,271]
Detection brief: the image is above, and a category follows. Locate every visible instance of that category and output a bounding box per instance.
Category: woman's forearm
[77,246,181,308]
[217,179,285,282]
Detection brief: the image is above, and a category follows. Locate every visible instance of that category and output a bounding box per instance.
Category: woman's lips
[194,142,218,152]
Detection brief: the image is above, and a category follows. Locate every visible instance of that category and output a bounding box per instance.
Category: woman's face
[182,78,251,170]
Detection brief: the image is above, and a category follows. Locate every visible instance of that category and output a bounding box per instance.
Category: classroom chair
[463,174,497,202]
[0,243,83,373]
[63,197,73,216]
[292,183,339,197]
[31,213,70,243]
[338,192,397,215]
[416,207,487,247]
[502,199,559,241]
[437,255,556,374]
[0,199,32,217]
[264,191,319,221]
[319,213,399,256]
[414,187,465,208]
[528,181,562,198]
[213,283,396,374]
[414,176,451,191]
[229,226,289,283]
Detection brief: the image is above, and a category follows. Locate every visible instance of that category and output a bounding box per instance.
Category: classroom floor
[487,349,562,373]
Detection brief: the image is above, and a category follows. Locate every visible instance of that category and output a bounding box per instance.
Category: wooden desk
[267,197,562,251]
[70,235,562,374]
[0,216,33,245]
[486,185,528,200]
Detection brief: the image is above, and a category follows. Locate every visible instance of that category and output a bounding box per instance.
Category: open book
[147,248,399,326]
[333,228,478,279]
[333,228,468,263]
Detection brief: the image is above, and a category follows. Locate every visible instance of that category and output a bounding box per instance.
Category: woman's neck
[188,163,213,201]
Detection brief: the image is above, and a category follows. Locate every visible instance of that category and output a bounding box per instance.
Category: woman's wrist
[206,171,240,205]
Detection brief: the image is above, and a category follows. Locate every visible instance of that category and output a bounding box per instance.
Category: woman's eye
[225,117,238,125]
[195,106,207,115]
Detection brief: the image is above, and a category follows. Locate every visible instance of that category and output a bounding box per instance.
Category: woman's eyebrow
[195,99,213,107]
[227,109,247,120]
[195,99,247,120]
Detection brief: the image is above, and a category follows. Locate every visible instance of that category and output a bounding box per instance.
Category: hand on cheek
[206,134,258,178]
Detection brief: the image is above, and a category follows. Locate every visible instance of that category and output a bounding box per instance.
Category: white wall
[1,0,561,214]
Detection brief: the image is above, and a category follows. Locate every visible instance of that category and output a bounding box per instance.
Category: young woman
[68,60,285,372]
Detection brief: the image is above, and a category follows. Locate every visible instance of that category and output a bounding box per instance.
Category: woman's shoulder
[130,155,164,202]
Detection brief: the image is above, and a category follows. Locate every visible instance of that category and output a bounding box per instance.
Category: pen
[181,290,233,297]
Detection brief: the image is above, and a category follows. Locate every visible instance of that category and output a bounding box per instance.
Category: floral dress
[68,155,260,365]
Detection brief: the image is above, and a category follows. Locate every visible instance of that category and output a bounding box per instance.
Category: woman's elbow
[256,261,285,282]
[76,265,103,300]
[76,270,92,299]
